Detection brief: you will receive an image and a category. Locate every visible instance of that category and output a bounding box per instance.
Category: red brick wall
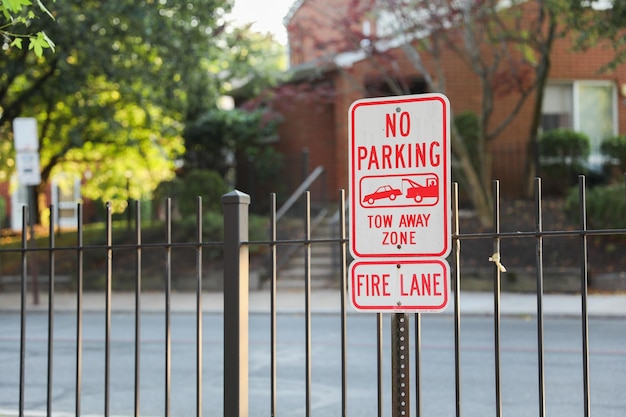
[274,89,338,199]
[287,0,376,67]
[280,1,626,199]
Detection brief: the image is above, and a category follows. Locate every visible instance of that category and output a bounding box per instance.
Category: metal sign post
[391,313,410,417]
[13,118,41,305]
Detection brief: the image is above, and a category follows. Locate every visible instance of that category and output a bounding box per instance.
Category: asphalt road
[0,311,624,417]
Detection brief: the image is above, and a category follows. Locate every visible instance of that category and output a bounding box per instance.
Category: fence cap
[222,189,251,205]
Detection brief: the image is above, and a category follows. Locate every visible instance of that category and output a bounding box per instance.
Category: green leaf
[40,30,55,51]
[3,0,34,14]
[10,37,23,49]
[27,31,54,56]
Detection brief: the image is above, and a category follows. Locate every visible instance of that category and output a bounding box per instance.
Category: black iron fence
[0,176,625,417]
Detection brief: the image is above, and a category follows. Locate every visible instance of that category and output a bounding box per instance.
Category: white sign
[349,259,450,312]
[15,152,41,185]
[13,117,41,185]
[348,93,451,259]
[13,117,39,152]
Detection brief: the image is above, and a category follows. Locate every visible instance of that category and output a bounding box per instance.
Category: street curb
[0,291,625,317]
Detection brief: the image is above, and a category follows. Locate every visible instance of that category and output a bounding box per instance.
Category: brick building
[266,0,626,199]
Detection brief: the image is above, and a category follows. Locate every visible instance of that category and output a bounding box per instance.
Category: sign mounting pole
[391,313,410,417]
[13,117,42,305]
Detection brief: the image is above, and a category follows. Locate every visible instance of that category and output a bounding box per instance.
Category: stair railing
[272,166,328,275]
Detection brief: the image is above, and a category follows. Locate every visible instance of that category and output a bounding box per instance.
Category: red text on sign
[368,214,393,228]
[382,231,416,245]
[356,273,391,297]
[399,213,430,227]
[385,111,411,137]
[400,273,442,297]
[357,142,441,171]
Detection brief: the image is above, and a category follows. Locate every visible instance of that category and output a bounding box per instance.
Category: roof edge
[283,0,305,27]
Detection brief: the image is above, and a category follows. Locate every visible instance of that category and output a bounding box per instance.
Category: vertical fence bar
[104,203,112,417]
[28,187,39,306]
[19,206,28,417]
[304,191,312,417]
[578,176,591,417]
[414,313,421,417]
[377,313,383,417]
[222,190,250,417]
[339,189,348,417]
[134,201,142,417]
[165,199,172,417]
[195,197,202,417]
[534,178,546,417]
[492,180,503,417]
[270,193,277,417]
[452,183,462,417]
[75,204,83,417]
[47,206,55,417]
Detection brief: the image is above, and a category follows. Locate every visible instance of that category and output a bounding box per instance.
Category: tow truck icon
[362,174,439,206]
[403,175,438,203]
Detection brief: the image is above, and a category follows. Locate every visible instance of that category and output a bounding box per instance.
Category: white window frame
[572,80,618,168]
[543,80,618,170]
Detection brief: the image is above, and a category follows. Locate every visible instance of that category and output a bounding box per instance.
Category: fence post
[222,190,250,417]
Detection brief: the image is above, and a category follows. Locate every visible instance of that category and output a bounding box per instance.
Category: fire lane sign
[348,93,451,259]
[349,259,450,312]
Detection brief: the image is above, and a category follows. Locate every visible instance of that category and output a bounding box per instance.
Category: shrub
[454,111,481,170]
[601,135,626,180]
[452,111,481,194]
[154,169,227,217]
[175,210,269,257]
[540,128,590,169]
[539,129,590,195]
[563,184,626,229]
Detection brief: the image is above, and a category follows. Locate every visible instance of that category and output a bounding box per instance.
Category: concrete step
[280,244,342,263]
[279,265,340,279]
[276,208,349,288]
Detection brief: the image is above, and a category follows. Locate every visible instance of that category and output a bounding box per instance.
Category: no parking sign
[348,93,452,259]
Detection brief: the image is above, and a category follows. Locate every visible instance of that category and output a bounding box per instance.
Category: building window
[542,81,617,168]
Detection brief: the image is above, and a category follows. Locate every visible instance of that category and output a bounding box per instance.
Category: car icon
[363,185,402,205]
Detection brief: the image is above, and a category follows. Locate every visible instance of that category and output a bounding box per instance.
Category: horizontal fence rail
[0,176,624,417]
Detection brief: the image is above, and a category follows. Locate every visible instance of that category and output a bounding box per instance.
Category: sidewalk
[0,290,625,317]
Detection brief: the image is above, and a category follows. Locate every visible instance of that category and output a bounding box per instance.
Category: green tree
[154,169,227,216]
[1,0,284,218]
[566,0,625,70]
[386,0,567,224]
[183,106,283,186]
[0,0,55,56]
